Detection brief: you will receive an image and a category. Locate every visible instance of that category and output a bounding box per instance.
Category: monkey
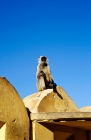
[36,56,53,90]
[36,56,63,99]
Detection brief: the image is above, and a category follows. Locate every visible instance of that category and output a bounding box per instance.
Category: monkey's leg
[37,76,46,91]
[46,78,54,89]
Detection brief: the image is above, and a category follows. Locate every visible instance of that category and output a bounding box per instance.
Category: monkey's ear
[38,56,41,61]
[46,57,48,63]
[37,56,42,63]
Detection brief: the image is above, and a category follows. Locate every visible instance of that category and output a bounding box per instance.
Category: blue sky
[0,0,91,108]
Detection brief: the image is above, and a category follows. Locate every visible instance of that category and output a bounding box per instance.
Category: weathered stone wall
[0,77,30,140]
[23,86,79,113]
[80,106,91,112]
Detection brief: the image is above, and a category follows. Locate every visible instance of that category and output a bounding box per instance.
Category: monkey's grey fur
[36,56,63,99]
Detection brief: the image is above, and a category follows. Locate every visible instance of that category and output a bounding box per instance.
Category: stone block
[0,77,30,140]
[23,86,79,113]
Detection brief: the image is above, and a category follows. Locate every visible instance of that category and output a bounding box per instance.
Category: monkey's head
[38,56,48,64]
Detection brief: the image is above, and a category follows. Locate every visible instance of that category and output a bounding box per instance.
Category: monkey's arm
[36,65,41,79]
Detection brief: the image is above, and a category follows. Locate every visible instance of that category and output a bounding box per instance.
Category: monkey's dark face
[41,56,47,62]
[38,56,48,64]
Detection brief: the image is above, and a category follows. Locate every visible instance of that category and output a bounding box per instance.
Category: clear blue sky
[0,0,91,108]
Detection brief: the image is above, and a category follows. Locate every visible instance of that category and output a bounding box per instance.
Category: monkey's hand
[40,71,46,76]
[37,71,46,79]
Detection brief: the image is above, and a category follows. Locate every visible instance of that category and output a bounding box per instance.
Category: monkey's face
[38,56,48,64]
[41,56,47,61]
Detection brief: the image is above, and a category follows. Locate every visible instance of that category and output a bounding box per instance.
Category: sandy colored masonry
[23,86,79,113]
[0,76,91,140]
[0,77,30,140]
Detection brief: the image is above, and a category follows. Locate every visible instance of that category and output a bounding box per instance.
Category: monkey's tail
[53,83,63,99]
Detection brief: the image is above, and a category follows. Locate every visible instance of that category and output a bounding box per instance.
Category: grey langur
[36,56,63,99]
